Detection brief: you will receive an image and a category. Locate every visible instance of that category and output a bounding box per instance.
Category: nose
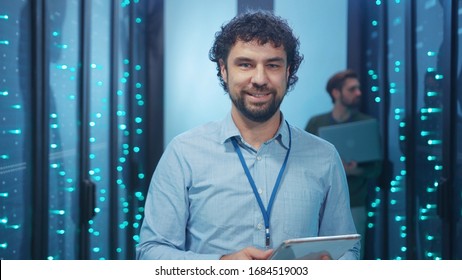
[251,65,268,86]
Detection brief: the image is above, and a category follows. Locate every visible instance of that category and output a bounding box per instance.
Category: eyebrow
[346,85,361,90]
[233,56,286,63]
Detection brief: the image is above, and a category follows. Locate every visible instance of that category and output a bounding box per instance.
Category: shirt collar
[219,112,291,150]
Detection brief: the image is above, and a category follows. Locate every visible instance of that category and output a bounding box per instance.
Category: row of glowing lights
[1,45,145,258]
[368,184,442,259]
[387,65,442,259]
[366,25,443,257]
[1,105,146,245]
[371,91,442,256]
[50,52,145,255]
[50,23,145,208]
[1,1,143,258]
[47,108,145,256]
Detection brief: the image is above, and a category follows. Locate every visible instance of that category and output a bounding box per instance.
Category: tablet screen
[269,234,360,260]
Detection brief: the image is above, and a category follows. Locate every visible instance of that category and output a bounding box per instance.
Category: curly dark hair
[209,11,304,93]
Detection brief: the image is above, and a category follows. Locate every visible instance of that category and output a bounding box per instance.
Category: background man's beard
[341,96,361,110]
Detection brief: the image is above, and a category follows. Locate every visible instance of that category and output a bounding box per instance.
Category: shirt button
[257,223,263,230]
[256,156,262,161]
[258,189,263,194]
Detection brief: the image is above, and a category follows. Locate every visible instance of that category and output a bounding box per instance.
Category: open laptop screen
[318,119,382,163]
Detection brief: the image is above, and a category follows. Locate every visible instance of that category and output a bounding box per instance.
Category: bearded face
[338,78,362,109]
[220,40,290,123]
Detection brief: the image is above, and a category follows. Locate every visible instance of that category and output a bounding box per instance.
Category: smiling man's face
[220,39,290,123]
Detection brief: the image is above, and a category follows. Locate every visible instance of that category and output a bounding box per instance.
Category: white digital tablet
[269,234,361,260]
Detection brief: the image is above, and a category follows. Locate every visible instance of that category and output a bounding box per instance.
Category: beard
[230,87,284,123]
[340,93,361,110]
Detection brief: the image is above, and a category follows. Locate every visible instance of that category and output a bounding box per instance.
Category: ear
[332,88,341,101]
[219,59,228,83]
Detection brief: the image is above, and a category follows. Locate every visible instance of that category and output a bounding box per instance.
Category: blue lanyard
[231,120,292,248]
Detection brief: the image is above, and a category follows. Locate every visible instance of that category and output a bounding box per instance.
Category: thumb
[246,247,274,260]
[261,249,274,260]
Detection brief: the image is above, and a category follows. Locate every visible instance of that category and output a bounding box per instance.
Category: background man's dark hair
[325,69,359,103]
[209,11,304,93]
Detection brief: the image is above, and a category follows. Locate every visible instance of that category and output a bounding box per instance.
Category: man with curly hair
[137,11,359,260]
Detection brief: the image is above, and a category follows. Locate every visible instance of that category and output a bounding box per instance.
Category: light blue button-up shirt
[136,113,359,260]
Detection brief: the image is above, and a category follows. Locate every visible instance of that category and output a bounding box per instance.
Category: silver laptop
[318,119,382,163]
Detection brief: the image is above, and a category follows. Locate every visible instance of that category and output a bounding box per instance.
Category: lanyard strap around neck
[231,120,292,248]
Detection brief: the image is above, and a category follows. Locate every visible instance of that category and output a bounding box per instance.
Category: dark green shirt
[305,111,382,207]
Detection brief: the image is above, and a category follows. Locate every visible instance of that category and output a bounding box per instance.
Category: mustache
[248,83,271,93]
